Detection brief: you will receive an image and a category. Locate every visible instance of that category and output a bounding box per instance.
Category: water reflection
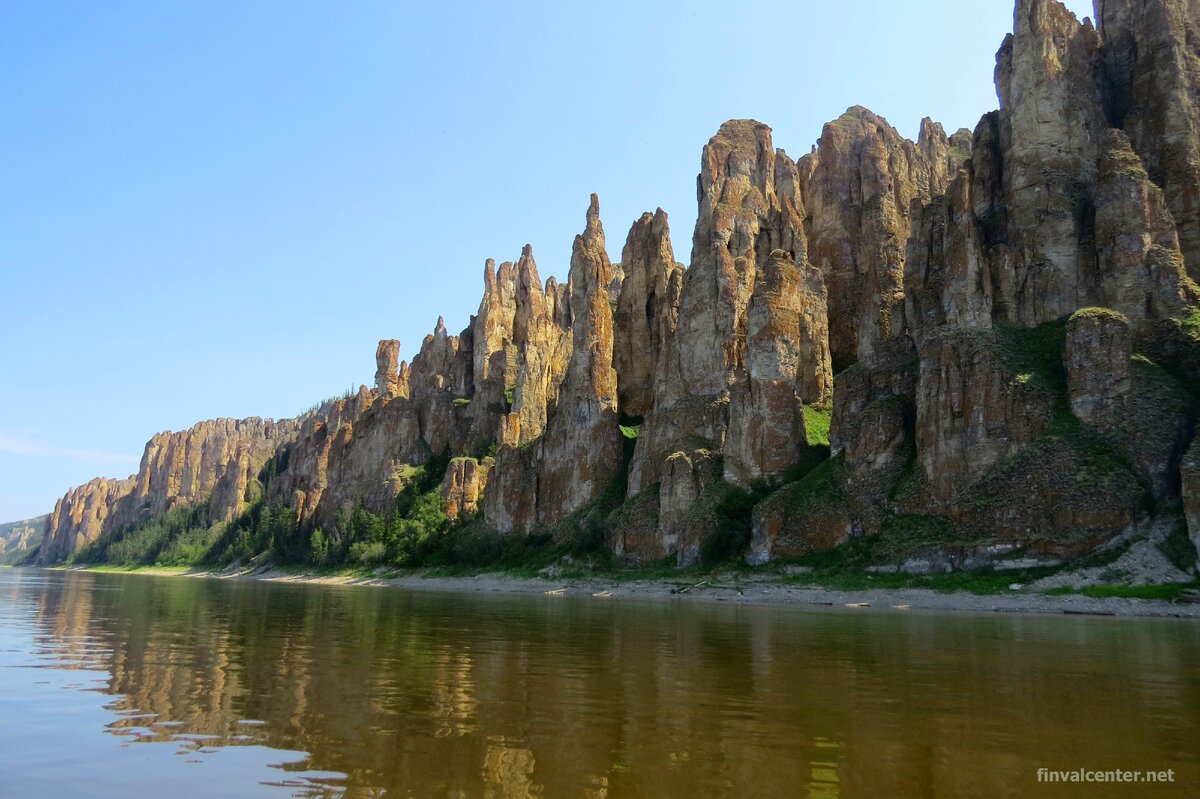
[1,568,1198,798]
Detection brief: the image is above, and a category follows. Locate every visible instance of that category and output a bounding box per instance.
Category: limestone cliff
[483,196,623,533]
[39,417,297,561]
[0,515,45,564]
[37,0,1200,575]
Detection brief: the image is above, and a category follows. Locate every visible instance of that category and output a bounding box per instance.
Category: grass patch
[1078,582,1199,600]
[802,406,832,448]
[1070,306,1130,324]
[995,319,1068,394]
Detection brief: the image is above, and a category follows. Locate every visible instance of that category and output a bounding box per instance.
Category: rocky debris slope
[36,0,1200,578]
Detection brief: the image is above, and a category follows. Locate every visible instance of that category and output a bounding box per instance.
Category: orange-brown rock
[659,120,806,402]
[495,195,623,531]
[630,120,813,500]
[800,107,951,367]
[507,246,572,445]
[39,417,297,561]
[613,209,682,419]
[440,457,492,520]
[123,417,297,528]
[375,339,402,397]
[724,249,829,485]
[275,385,423,525]
[38,477,135,563]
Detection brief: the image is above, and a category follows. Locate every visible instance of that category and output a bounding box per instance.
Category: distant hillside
[0,515,47,565]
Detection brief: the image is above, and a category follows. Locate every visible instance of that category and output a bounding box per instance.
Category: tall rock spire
[613,209,682,419]
[1099,0,1200,280]
[994,0,1105,323]
[531,195,624,524]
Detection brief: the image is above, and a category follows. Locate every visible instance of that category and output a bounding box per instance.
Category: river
[0,568,1196,797]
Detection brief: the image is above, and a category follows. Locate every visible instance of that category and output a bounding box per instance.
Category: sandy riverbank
[38,565,1200,620]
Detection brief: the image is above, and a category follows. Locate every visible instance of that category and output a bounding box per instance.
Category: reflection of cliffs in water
[28,572,1200,798]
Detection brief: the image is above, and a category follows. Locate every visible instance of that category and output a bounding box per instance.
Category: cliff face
[0,515,47,564]
[800,107,960,368]
[39,417,297,562]
[483,197,624,532]
[37,0,1200,574]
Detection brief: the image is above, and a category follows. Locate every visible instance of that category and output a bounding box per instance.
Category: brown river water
[0,568,1196,798]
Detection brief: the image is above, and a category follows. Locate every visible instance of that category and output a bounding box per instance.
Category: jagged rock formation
[629,120,830,508]
[916,328,1056,505]
[753,0,1200,566]
[483,196,623,532]
[0,515,45,564]
[612,209,682,419]
[1093,130,1198,319]
[39,418,299,561]
[1099,0,1200,280]
[904,169,993,347]
[801,106,963,367]
[724,249,827,485]
[441,457,491,520]
[994,0,1106,324]
[1065,308,1133,425]
[40,477,136,562]
[36,0,1200,575]
[375,339,403,397]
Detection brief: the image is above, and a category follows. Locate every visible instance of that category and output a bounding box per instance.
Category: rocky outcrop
[0,515,45,564]
[659,450,722,567]
[1092,129,1199,319]
[724,249,829,485]
[918,118,973,197]
[994,0,1105,325]
[375,339,403,398]
[276,385,423,525]
[904,169,993,347]
[630,120,815,503]
[613,210,682,419]
[1065,307,1193,500]
[484,196,623,532]
[36,0,1200,573]
[440,457,491,520]
[40,414,302,562]
[916,328,1056,506]
[208,444,262,524]
[506,247,572,446]
[38,477,135,563]
[123,417,298,529]
[660,120,806,399]
[800,106,955,367]
[1065,308,1133,425]
[1099,0,1200,280]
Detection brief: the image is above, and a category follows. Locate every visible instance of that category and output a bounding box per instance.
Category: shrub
[348,540,386,566]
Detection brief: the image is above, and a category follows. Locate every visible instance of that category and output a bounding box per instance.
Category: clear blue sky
[0,0,1095,521]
